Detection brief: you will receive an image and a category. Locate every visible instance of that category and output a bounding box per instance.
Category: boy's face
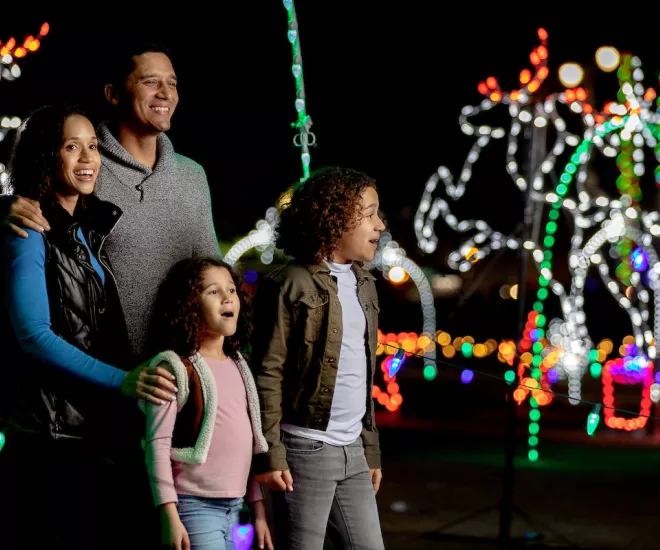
[120,52,179,135]
[332,186,385,264]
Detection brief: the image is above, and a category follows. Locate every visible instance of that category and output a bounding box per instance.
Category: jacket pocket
[298,291,329,342]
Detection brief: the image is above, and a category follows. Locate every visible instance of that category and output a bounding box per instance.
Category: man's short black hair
[106,38,173,89]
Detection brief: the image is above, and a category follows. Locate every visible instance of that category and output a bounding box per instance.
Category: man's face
[121,52,179,135]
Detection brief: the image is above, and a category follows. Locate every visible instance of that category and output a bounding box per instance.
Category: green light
[528,436,539,447]
[588,349,598,362]
[423,365,437,381]
[590,363,602,378]
[535,314,546,327]
[537,288,548,300]
[528,422,540,435]
[529,409,541,422]
[556,182,568,194]
[533,302,544,314]
[528,449,539,462]
[586,404,601,436]
[548,210,559,221]
[504,370,516,384]
[461,342,473,358]
[545,221,557,234]
[543,236,555,248]
[532,342,543,354]
[530,397,539,408]
[0,432,4,453]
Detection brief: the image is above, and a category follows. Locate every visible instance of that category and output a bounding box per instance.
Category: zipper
[72,227,104,291]
[97,212,123,295]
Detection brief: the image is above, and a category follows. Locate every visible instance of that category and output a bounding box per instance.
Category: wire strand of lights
[379,342,660,424]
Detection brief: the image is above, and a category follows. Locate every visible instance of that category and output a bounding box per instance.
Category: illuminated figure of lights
[414,28,660,458]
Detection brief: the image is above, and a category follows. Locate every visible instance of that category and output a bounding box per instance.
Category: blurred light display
[413,27,660,460]
[0,23,49,187]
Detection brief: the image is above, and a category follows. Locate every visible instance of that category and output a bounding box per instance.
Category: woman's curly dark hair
[276,166,377,264]
[149,257,252,360]
[5,104,91,208]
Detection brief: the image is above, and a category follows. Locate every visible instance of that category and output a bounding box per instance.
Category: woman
[0,104,175,549]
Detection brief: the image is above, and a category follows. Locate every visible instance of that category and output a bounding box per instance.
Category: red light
[519,69,532,84]
[537,28,548,41]
[486,76,497,89]
[40,23,50,36]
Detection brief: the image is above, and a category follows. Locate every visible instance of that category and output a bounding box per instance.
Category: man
[2,41,221,360]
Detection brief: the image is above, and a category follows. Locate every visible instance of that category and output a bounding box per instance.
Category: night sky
[3,5,660,340]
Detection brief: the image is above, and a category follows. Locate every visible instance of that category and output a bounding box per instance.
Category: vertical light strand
[283,0,315,181]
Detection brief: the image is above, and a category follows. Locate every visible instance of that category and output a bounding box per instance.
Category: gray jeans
[272,431,385,550]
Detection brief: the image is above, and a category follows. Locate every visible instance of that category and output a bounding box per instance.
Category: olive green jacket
[250,260,381,473]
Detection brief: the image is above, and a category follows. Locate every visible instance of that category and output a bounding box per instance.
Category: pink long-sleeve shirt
[145,356,262,506]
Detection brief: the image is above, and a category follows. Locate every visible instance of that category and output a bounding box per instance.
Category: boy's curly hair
[276,166,377,264]
[149,257,251,360]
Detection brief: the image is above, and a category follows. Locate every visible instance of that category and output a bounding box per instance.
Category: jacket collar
[307,260,376,282]
[42,195,122,239]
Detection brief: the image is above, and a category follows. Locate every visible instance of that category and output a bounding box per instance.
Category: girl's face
[55,114,101,197]
[199,266,240,337]
[332,186,386,264]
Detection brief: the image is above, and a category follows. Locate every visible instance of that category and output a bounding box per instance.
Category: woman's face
[55,114,101,198]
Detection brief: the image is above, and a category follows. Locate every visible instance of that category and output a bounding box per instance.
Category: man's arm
[191,169,222,260]
[0,194,50,238]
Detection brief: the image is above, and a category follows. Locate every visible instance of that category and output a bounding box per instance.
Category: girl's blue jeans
[177,494,244,550]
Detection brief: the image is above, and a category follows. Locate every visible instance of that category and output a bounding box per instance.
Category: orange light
[490,91,502,102]
[387,382,400,395]
[538,28,548,41]
[40,23,50,36]
[565,89,575,102]
[486,76,497,90]
[537,66,549,80]
[645,88,656,101]
[372,386,381,398]
[594,114,605,124]
[530,51,540,65]
[390,393,403,406]
[510,91,520,101]
[14,47,26,58]
[575,87,587,101]
[513,388,526,404]
[477,81,488,95]
[519,69,532,84]
[23,36,33,48]
[537,45,548,59]
[6,38,16,50]
[28,40,40,52]
[528,80,540,93]
[0,48,7,56]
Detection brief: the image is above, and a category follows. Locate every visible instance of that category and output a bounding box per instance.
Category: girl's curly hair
[149,257,252,360]
[5,104,91,208]
[276,166,377,264]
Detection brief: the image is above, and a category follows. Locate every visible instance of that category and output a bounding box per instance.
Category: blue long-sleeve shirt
[1,229,125,390]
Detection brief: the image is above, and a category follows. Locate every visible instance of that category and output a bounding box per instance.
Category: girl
[0,104,176,550]
[250,166,387,549]
[144,257,273,550]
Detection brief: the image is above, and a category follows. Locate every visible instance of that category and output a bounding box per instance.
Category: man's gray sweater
[95,123,221,359]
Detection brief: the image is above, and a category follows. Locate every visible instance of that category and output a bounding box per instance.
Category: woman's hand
[160,503,190,550]
[121,362,177,404]
[251,499,274,550]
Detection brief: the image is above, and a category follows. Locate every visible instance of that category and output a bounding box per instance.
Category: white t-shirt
[281,261,367,445]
